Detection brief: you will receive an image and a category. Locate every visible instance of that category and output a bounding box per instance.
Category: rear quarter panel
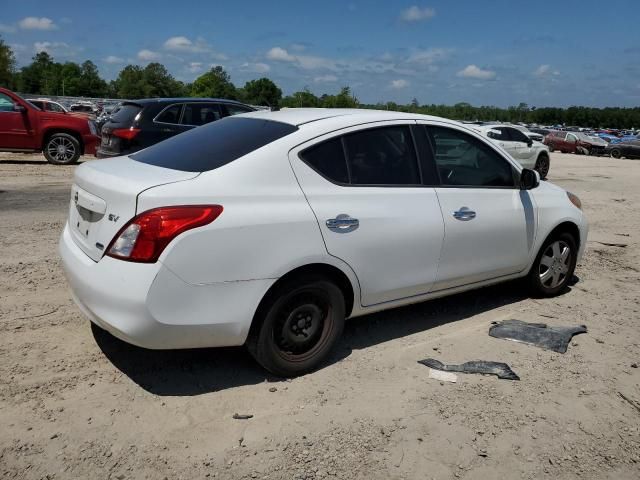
[136,139,339,286]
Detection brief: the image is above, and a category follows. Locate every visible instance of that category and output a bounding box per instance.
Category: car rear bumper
[83,134,100,156]
[59,223,274,349]
[95,148,123,159]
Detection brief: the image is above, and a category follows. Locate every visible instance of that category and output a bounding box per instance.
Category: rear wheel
[547,144,555,153]
[534,154,550,179]
[247,275,345,377]
[610,148,622,159]
[528,232,577,297]
[44,133,81,165]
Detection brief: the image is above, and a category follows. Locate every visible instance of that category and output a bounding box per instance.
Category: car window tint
[131,117,298,172]
[487,127,509,141]
[110,103,142,124]
[182,103,221,126]
[156,104,183,124]
[343,126,420,185]
[0,93,15,112]
[299,137,349,184]
[427,126,515,188]
[224,104,254,116]
[507,128,530,143]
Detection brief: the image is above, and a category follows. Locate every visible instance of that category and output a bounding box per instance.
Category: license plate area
[101,134,111,147]
[74,205,100,238]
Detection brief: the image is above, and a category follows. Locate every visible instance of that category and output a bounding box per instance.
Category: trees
[242,77,282,107]
[190,66,237,99]
[0,37,16,89]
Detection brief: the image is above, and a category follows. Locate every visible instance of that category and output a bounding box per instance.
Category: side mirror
[526,139,533,147]
[13,104,26,113]
[520,168,540,190]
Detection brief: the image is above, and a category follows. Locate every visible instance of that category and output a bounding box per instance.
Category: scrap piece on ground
[418,358,520,381]
[489,319,587,353]
[232,413,254,420]
[428,368,458,383]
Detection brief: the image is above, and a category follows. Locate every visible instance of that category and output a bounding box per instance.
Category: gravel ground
[0,152,639,480]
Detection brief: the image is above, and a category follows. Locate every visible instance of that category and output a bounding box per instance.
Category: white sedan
[475,124,551,179]
[60,109,587,376]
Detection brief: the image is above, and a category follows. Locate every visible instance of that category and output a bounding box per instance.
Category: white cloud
[19,17,57,30]
[407,47,451,65]
[534,64,560,77]
[34,41,68,54]
[266,46,337,71]
[457,64,496,80]
[400,6,436,23]
[104,55,124,64]
[314,74,338,83]
[390,79,409,89]
[0,23,16,33]
[163,36,205,52]
[137,49,161,61]
[187,62,203,73]
[266,46,296,62]
[240,62,271,73]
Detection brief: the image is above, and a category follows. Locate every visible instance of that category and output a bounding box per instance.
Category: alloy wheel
[539,240,571,289]
[47,136,76,163]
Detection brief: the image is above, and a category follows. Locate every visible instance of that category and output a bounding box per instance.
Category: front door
[0,93,34,149]
[289,122,445,306]
[422,123,536,291]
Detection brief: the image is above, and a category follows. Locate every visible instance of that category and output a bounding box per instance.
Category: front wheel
[247,275,345,377]
[43,133,81,165]
[610,148,621,159]
[528,232,577,297]
[534,154,550,179]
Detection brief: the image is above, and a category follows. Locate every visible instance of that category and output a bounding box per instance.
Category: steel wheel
[47,136,76,163]
[539,240,571,289]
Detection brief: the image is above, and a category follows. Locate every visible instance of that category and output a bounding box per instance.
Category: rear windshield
[130,117,298,172]
[109,103,142,124]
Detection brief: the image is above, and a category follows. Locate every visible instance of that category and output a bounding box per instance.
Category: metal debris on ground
[232,413,254,420]
[489,319,587,353]
[418,359,520,381]
[428,368,458,383]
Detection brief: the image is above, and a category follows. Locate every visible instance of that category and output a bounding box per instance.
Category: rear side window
[300,126,421,186]
[131,117,298,172]
[182,103,222,126]
[487,127,509,141]
[110,103,142,124]
[300,138,349,184]
[155,104,183,124]
[224,104,254,116]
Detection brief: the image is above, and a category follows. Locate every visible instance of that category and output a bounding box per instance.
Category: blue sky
[1,0,639,107]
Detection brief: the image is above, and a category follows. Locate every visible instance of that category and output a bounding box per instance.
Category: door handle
[326,214,359,232]
[453,207,476,221]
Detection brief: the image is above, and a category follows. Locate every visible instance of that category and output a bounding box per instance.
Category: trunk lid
[68,156,199,261]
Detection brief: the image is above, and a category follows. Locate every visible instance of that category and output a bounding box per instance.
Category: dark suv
[97,98,256,158]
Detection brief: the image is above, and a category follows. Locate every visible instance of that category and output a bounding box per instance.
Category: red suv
[0,88,99,164]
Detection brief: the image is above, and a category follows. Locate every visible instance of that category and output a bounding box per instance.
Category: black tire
[43,133,81,165]
[547,144,555,153]
[528,232,577,297]
[610,148,621,159]
[534,153,550,180]
[247,275,345,377]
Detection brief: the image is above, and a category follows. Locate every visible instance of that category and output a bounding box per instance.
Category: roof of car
[239,108,447,127]
[126,97,250,106]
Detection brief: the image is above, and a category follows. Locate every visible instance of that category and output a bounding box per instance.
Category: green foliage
[190,66,237,99]
[0,41,638,128]
[0,36,16,89]
[242,77,282,107]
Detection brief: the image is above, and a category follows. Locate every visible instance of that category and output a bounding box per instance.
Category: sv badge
[108,213,120,222]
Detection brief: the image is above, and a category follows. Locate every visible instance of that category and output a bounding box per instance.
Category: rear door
[150,103,188,144]
[421,122,535,290]
[506,127,536,168]
[289,122,445,306]
[181,102,223,127]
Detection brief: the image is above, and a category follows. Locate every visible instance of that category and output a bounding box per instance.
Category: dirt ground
[1,151,639,480]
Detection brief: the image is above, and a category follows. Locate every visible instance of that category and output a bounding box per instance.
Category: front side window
[567,133,578,143]
[427,126,516,188]
[0,93,15,112]
[507,128,530,143]
[155,104,183,124]
[486,127,509,141]
[49,102,65,113]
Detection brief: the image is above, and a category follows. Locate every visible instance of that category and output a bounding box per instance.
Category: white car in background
[60,109,587,376]
[475,124,551,179]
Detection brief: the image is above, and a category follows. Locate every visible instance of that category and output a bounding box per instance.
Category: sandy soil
[1,152,639,480]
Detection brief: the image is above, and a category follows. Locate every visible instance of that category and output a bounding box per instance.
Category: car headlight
[567,191,582,210]
[88,120,97,136]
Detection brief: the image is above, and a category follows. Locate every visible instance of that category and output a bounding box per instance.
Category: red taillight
[106,205,223,263]
[112,128,141,140]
